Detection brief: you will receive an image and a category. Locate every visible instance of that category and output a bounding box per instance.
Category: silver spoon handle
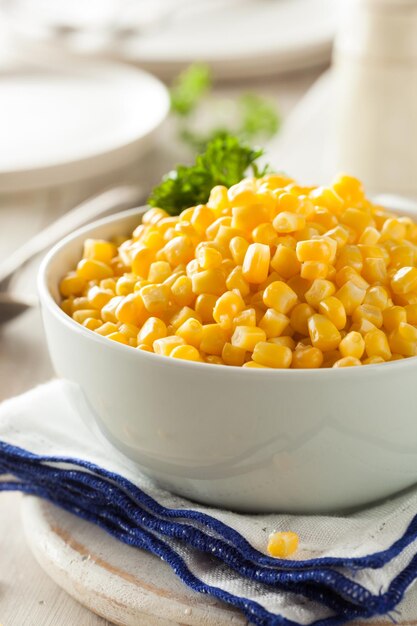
[0,184,144,287]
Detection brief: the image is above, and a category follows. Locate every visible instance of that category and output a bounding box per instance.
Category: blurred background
[1,0,416,397]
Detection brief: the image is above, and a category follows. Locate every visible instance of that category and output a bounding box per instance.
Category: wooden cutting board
[21,497,417,626]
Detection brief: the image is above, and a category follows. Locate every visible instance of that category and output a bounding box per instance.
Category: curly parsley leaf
[147,133,270,215]
[170,64,212,117]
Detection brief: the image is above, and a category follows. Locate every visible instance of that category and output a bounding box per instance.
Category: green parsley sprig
[147,133,270,216]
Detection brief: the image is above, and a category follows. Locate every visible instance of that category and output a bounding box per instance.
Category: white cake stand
[21,496,417,625]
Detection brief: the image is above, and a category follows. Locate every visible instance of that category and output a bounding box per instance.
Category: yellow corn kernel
[205,355,225,365]
[141,227,165,251]
[364,329,391,360]
[115,293,146,326]
[207,185,230,214]
[60,272,86,297]
[268,336,296,350]
[242,243,270,283]
[287,275,311,301]
[206,217,232,241]
[273,212,305,234]
[215,225,242,248]
[363,356,385,364]
[300,261,329,280]
[142,207,169,225]
[138,317,167,346]
[341,207,373,233]
[222,342,246,366]
[72,309,100,324]
[358,227,381,245]
[336,245,363,272]
[137,343,153,352]
[391,267,417,295]
[163,236,194,267]
[352,304,383,328]
[296,238,336,263]
[333,356,362,368]
[231,204,270,232]
[119,323,140,339]
[140,284,170,314]
[289,303,315,335]
[76,258,113,281]
[380,218,407,242]
[153,336,186,356]
[176,318,203,348]
[389,245,416,268]
[190,205,215,234]
[200,324,229,356]
[310,185,344,213]
[304,279,336,308]
[171,275,194,307]
[169,306,196,330]
[72,296,90,311]
[213,291,245,329]
[87,286,114,309]
[191,269,226,296]
[270,245,301,279]
[259,309,290,339]
[242,361,269,368]
[148,261,172,284]
[339,331,365,359]
[228,236,249,266]
[231,326,267,351]
[397,322,417,343]
[100,278,116,292]
[292,346,323,369]
[362,258,387,284]
[83,239,117,264]
[350,318,378,336]
[364,286,390,310]
[308,314,341,351]
[61,298,73,315]
[195,294,217,323]
[82,317,102,331]
[405,304,417,325]
[335,281,366,315]
[388,328,417,357]
[252,342,292,368]
[170,345,201,361]
[335,267,369,290]
[382,306,407,332]
[324,225,351,248]
[232,308,257,329]
[252,223,277,246]
[196,245,222,271]
[95,321,118,336]
[129,245,154,278]
[115,275,136,296]
[267,531,299,558]
[107,331,129,345]
[263,281,298,315]
[332,173,364,202]
[100,296,123,322]
[226,267,250,297]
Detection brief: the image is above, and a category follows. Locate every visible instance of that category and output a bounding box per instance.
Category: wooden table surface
[0,68,321,626]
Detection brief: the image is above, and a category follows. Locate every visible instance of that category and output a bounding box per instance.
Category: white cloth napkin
[2,380,417,625]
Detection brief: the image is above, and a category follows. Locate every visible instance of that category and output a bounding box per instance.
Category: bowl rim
[38,205,417,377]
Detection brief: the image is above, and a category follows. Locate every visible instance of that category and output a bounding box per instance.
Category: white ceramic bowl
[38,207,417,514]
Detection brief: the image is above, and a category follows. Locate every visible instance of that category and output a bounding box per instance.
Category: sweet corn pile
[60,173,417,368]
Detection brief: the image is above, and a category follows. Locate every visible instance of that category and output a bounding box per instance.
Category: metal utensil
[0,184,144,325]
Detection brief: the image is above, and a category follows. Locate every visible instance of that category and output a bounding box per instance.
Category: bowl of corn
[38,173,417,513]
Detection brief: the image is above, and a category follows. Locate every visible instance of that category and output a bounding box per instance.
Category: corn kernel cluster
[60,173,417,368]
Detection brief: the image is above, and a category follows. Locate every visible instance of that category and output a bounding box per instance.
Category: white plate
[2,0,339,80]
[0,58,169,192]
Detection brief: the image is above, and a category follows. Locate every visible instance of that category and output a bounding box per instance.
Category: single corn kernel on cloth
[3,382,417,625]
